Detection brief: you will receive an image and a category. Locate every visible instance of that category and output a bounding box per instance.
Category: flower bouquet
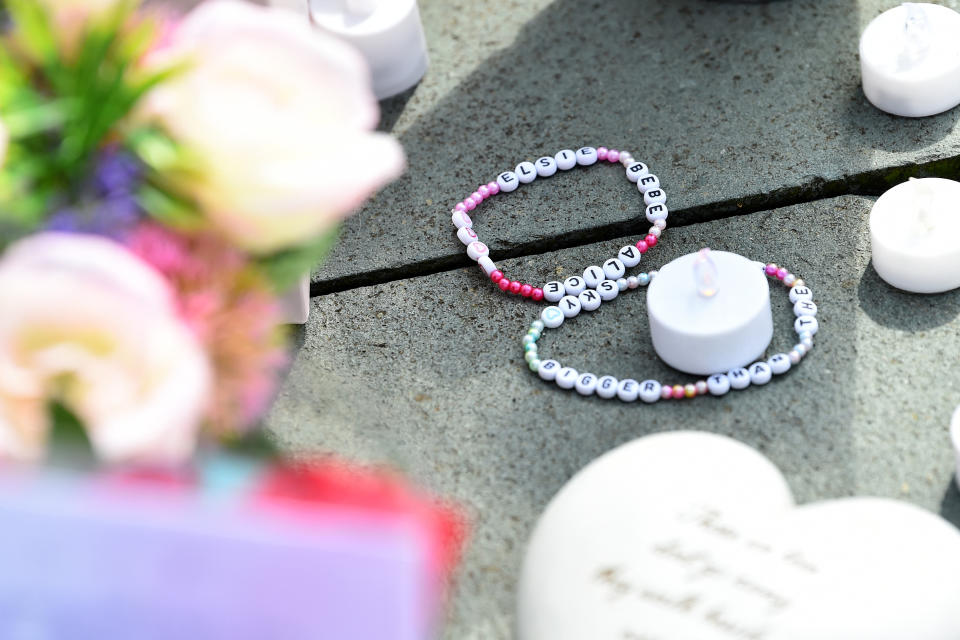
[0,1,462,636]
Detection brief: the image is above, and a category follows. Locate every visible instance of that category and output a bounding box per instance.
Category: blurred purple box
[0,469,435,640]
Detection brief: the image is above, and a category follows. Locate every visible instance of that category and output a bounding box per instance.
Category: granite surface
[269,196,960,637]
[265,1,960,637]
[314,0,960,294]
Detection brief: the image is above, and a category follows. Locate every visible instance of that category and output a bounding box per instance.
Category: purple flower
[93,148,142,197]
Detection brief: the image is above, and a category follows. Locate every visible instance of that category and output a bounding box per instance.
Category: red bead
[497,278,510,291]
[636,240,649,253]
[531,288,544,301]
[520,284,533,297]
[490,270,503,283]
[645,234,657,247]
[508,280,522,294]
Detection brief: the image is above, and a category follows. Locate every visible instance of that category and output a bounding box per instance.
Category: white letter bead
[616,378,640,402]
[575,147,597,166]
[637,174,660,194]
[575,372,598,396]
[643,188,666,206]
[457,225,479,246]
[707,373,731,396]
[789,285,813,304]
[536,156,558,177]
[542,281,565,302]
[638,379,662,403]
[596,279,619,301]
[466,241,489,261]
[625,161,649,182]
[768,353,791,375]
[618,245,642,267]
[538,359,560,381]
[602,258,626,280]
[596,375,619,399]
[477,255,496,275]
[794,315,819,335]
[645,203,668,222]
[559,295,582,318]
[793,300,817,317]
[578,289,602,311]
[515,161,537,183]
[727,367,751,390]
[563,276,586,296]
[582,266,604,288]
[749,362,773,385]
[556,367,579,389]
[452,210,473,228]
[541,306,565,329]
[497,171,519,193]
[555,149,577,170]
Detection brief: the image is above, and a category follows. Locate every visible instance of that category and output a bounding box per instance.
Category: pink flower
[137,0,406,254]
[0,233,211,464]
[126,223,288,436]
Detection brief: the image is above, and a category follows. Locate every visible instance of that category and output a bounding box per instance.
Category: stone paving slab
[315,0,960,292]
[270,195,960,639]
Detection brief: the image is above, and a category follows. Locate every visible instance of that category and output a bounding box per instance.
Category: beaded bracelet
[521,260,818,402]
[450,146,669,304]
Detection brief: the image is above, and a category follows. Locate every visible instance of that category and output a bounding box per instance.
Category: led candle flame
[693,248,720,298]
[899,3,931,70]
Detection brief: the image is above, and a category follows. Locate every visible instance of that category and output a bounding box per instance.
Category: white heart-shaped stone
[517,431,960,640]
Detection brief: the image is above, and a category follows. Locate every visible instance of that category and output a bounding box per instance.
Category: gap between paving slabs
[309,153,960,298]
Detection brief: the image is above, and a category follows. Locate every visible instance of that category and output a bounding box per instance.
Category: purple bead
[764,263,778,276]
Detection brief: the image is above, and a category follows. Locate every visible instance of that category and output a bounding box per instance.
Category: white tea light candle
[860,3,960,117]
[870,178,960,293]
[647,250,772,376]
[309,0,429,99]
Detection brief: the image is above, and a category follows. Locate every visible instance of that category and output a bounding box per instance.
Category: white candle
[646,250,772,376]
[860,3,960,117]
[870,177,960,293]
[951,405,960,492]
[309,0,429,99]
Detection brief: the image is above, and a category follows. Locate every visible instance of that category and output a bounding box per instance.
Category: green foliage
[257,225,341,292]
[0,0,184,231]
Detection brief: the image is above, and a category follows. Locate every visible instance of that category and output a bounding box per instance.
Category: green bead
[522,334,534,346]
[528,359,541,372]
[524,343,538,353]
[531,320,545,332]
[525,351,538,363]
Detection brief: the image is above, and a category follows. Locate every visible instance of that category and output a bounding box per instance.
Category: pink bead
[636,240,649,253]
[455,202,467,212]
[672,384,684,399]
[607,150,620,163]
[661,385,673,399]
[776,267,788,280]
[520,284,533,297]
[487,181,500,195]
[596,147,609,161]
[497,278,510,291]
[508,280,522,294]
[478,185,490,198]
[471,191,483,204]
[644,234,657,247]
[531,288,544,301]
[490,270,503,283]
[464,197,477,211]
[764,263,778,276]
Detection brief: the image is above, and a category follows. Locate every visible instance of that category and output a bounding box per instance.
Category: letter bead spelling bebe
[449,145,670,307]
